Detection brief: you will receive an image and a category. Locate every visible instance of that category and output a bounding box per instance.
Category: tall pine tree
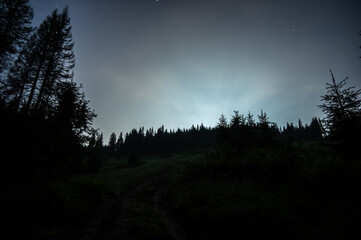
[0,0,33,74]
[108,132,117,152]
[2,33,38,110]
[14,7,75,115]
[2,7,74,115]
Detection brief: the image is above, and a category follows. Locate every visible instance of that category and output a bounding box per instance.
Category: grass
[88,152,203,240]
[162,142,361,239]
[95,152,201,196]
[6,144,360,239]
[2,151,202,240]
[2,172,109,239]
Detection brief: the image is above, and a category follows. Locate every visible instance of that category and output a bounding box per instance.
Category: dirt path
[80,172,186,240]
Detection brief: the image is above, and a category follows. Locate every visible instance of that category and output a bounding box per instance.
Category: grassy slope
[80,152,203,240]
[2,152,202,240]
[6,144,361,239]
[162,142,361,240]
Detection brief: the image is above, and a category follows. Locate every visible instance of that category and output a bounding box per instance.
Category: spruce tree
[318,70,361,139]
[116,132,123,151]
[230,110,241,128]
[108,132,117,151]
[309,117,323,141]
[257,109,269,127]
[246,111,255,126]
[217,113,228,129]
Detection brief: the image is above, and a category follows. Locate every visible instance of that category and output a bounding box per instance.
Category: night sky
[30,0,361,140]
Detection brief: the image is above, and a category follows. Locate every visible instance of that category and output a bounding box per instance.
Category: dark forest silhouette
[104,113,323,158]
[0,3,97,174]
[1,1,361,239]
[0,2,98,239]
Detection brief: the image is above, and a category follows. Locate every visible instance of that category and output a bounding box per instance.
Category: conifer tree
[108,132,117,151]
[217,113,228,129]
[230,110,241,128]
[88,128,98,149]
[54,81,96,145]
[95,133,103,149]
[2,33,38,111]
[257,109,269,127]
[318,70,361,139]
[309,117,323,141]
[246,111,255,126]
[0,0,33,73]
[116,132,123,147]
[298,119,304,129]
[22,7,74,115]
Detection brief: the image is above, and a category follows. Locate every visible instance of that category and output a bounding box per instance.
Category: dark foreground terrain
[3,142,361,240]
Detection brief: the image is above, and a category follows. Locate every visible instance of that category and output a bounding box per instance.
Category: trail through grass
[80,152,203,240]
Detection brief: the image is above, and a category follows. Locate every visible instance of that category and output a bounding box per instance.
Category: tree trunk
[24,58,43,114]
[34,51,56,111]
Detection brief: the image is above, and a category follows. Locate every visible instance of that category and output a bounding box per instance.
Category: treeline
[105,110,323,157]
[280,117,323,142]
[105,64,361,158]
[105,124,218,156]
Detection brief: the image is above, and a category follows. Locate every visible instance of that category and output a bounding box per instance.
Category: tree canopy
[0,0,33,73]
[318,70,361,140]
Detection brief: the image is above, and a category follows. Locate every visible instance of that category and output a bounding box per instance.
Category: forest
[1,1,361,239]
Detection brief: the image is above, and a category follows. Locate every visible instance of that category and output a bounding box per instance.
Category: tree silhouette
[2,33,38,111]
[318,70,361,140]
[1,7,74,115]
[95,133,104,149]
[217,113,228,129]
[280,118,323,141]
[45,81,96,173]
[0,4,101,237]
[6,7,75,115]
[55,81,96,144]
[0,0,33,74]
[246,111,255,126]
[111,110,325,158]
[298,119,304,130]
[88,128,98,149]
[230,110,242,128]
[309,117,323,141]
[116,132,123,151]
[108,132,117,152]
[34,7,74,113]
[257,109,269,127]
